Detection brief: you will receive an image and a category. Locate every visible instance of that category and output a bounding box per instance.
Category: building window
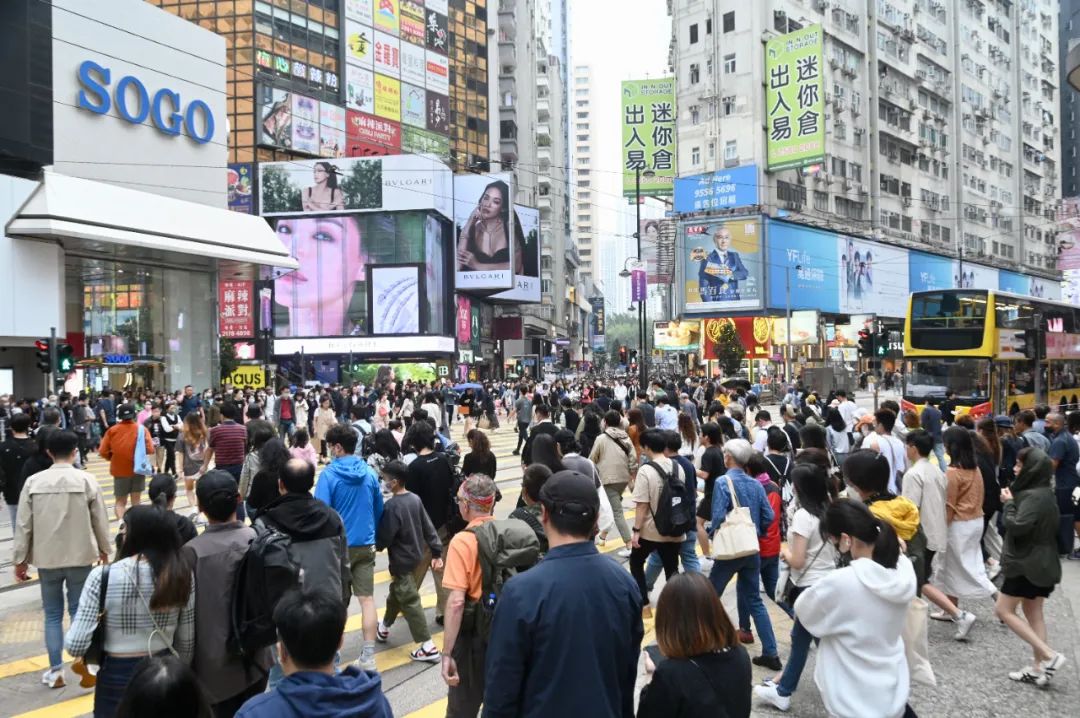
[724,140,737,161]
[691,146,701,164]
[690,105,700,124]
[723,11,735,33]
[722,95,735,115]
[689,23,698,44]
[814,191,829,211]
[723,53,736,74]
[690,63,700,84]
[708,142,715,158]
[706,17,712,34]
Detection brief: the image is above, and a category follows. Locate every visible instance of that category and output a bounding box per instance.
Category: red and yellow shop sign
[701,317,773,360]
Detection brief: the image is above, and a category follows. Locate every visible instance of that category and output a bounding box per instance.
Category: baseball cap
[196,469,240,508]
[993,415,1014,429]
[117,403,136,420]
[539,470,599,517]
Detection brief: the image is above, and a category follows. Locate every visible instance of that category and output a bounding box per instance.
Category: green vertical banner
[621,78,677,197]
[765,25,825,172]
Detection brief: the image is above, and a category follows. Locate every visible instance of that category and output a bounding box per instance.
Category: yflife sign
[76,60,215,144]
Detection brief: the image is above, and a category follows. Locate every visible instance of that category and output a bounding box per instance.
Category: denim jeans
[644,532,700,590]
[777,618,815,696]
[933,443,947,472]
[709,554,778,658]
[739,554,779,631]
[7,503,16,538]
[279,420,295,439]
[39,565,93,669]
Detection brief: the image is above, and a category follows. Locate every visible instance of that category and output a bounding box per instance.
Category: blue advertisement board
[765,219,840,313]
[673,165,758,214]
[998,270,1028,296]
[909,251,955,292]
[681,218,764,312]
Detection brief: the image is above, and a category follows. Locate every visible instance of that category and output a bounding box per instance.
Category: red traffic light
[34,339,49,351]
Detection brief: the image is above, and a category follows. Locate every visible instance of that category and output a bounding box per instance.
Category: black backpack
[644,460,695,537]
[228,522,301,661]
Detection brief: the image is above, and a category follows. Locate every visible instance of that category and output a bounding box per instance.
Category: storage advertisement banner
[621,78,677,197]
[682,218,763,312]
[765,25,825,172]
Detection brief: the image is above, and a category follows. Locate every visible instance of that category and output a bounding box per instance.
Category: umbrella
[721,378,751,390]
[453,382,483,391]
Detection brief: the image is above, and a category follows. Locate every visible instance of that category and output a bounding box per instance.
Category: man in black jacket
[521,403,559,466]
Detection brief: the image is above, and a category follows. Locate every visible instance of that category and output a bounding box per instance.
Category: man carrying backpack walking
[629,429,693,617]
[314,424,384,672]
[441,474,539,717]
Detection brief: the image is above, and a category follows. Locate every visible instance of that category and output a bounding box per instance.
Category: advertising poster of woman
[454,172,514,290]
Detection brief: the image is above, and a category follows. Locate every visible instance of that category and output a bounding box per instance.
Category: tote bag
[903,597,937,687]
[710,476,760,560]
[133,426,154,476]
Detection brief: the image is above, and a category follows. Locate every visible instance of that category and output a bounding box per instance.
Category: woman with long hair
[457,180,511,272]
[995,448,1067,686]
[626,408,647,464]
[637,573,751,718]
[313,396,336,463]
[148,474,197,543]
[116,656,212,718]
[528,433,566,474]
[971,429,1004,572]
[248,437,293,518]
[301,161,344,211]
[677,413,698,459]
[462,429,496,479]
[578,411,603,458]
[791,500,917,718]
[825,410,852,467]
[175,413,207,511]
[66,506,195,718]
[933,426,999,609]
[288,427,317,465]
[754,463,837,712]
[367,428,403,480]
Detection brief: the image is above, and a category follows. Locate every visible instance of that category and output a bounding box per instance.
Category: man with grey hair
[705,438,781,670]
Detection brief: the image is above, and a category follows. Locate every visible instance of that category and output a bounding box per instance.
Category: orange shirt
[442,515,496,601]
[99,421,154,478]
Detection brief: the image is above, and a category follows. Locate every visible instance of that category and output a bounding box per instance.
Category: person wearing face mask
[792,499,918,718]
[273,388,297,439]
[160,403,182,477]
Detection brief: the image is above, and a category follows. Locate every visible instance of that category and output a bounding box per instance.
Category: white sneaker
[410,644,441,663]
[1041,653,1067,683]
[1008,665,1047,686]
[616,547,632,558]
[353,655,377,672]
[753,682,791,711]
[376,623,390,643]
[41,668,65,689]
[953,611,977,641]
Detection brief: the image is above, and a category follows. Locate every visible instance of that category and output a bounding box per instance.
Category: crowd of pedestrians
[1,373,1079,718]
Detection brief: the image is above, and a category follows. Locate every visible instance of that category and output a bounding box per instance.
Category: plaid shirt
[65,557,195,662]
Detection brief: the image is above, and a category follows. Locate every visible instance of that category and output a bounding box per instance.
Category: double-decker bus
[902,289,1080,418]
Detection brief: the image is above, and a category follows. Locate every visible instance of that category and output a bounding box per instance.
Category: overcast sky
[569,0,671,237]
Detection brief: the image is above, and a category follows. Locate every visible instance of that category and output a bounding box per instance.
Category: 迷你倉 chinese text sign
[765,25,825,172]
[622,78,677,197]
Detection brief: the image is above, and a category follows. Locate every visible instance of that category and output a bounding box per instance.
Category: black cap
[196,470,239,508]
[539,470,599,517]
[117,403,136,421]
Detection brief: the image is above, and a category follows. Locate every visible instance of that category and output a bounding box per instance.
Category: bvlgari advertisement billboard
[454,172,515,291]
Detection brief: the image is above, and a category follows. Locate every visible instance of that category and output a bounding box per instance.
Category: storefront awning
[4,170,298,275]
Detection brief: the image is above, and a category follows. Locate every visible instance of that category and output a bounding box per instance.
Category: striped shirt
[65,557,194,662]
[208,420,247,467]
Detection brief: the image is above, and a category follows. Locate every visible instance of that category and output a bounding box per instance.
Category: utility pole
[784,267,792,384]
[49,326,58,392]
[635,167,646,390]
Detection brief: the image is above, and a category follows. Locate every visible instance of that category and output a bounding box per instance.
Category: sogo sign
[76,60,215,144]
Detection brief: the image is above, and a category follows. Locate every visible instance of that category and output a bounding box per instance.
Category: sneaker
[953,611,977,641]
[986,562,1002,580]
[1007,666,1047,686]
[410,644,441,663]
[1067,550,1080,561]
[41,668,65,689]
[511,450,520,456]
[376,624,390,643]
[737,629,755,645]
[353,655,377,672]
[616,547,632,558]
[753,682,791,712]
[752,654,783,671]
[1041,653,1067,682]
[929,607,952,621]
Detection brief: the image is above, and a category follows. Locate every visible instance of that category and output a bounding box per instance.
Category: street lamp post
[784,264,803,383]
[633,167,655,389]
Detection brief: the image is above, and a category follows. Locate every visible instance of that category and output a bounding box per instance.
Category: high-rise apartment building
[669,0,1061,277]
[150,0,489,171]
[1061,0,1080,198]
[571,65,597,278]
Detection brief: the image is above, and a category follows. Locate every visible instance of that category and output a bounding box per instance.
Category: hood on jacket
[866,495,920,542]
[1012,448,1053,493]
[604,427,631,443]
[850,554,916,606]
[321,455,378,486]
[276,668,390,718]
[260,493,342,542]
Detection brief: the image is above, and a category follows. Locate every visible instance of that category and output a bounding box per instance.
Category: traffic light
[34,339,52,374]
[56,343,74,373]
[857,328,872,358]
[876,331,890,357]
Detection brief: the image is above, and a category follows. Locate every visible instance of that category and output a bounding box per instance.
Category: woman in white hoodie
[793,499,919,718]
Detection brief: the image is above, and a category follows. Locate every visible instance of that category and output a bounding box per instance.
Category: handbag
[902,597,937,687]
[133,426,154,476]
[72,564,110,688]
[709,476,760,560]
[478,415,492,430]
[779,539,826,605]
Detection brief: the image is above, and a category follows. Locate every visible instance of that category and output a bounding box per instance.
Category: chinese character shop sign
[765,25,825,172]
[621,78,677,197]
[219,281,254,338]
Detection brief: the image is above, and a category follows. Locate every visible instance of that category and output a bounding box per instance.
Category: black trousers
[629,538,681,606]
[446,632,487,718]
[514,422,529,451]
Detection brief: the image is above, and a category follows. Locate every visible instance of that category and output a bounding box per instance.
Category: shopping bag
[597,482,614,535]
[710,476,760,560]
[903,597,937,687]
[133,426,154,476]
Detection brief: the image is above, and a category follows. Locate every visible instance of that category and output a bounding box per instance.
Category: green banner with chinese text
[765,25,825,172]
[621,78,677,197]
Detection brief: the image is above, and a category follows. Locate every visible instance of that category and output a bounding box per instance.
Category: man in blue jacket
[236,588,392,718]
[483,470,644,717]
[315,423,384,672]
[705,438,780,671]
